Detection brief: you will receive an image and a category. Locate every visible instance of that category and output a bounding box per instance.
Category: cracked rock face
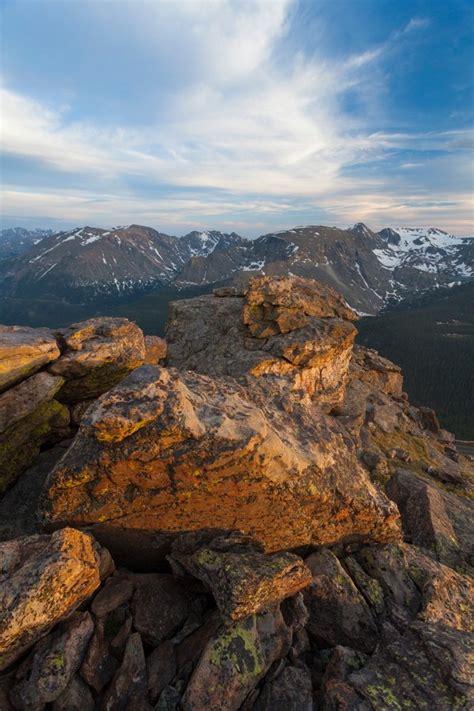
[41,363,400,565]
[166,275,358,410]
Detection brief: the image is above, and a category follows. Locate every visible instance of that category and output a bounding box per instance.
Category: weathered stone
[355,542,474,632]
[304,549,379,653]
[386,469,464,569]
[147,641,177,703]
[254,664,313,711]
[346,622,473,710]
[0,325,60,392]
[48,317,146,403]
[320,645,369,711]
[350,345,403,396]
[0,372,70,493]
[9,612,94,709]
[52,674,94,711]
[0,528,106,670]
[166,276,358,408]
[91,577,134,617]
[80,618,119,692]
[182,607,292,711]
[144,335,167,364]
[131,574,190,646]
[169,533,312,621]
[41,365,400,565]
[101,632,149,711]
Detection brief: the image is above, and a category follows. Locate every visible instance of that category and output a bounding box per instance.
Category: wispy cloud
[0,1,472,234]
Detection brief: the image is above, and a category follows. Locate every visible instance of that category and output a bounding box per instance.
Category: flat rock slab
[41,364,400,565]
[0,325,60,392]
[0,528,106,670]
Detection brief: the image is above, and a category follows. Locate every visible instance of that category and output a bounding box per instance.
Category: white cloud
[0,2,472,234]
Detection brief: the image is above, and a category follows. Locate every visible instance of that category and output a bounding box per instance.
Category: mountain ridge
[1,222,472,314]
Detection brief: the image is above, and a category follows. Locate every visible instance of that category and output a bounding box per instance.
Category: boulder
[147,641,177,704]
[304,549,379,653]
[52,674,94,711]
[345,622,473,710]
[144,335,167,364]
[386,469,465,569]
[48,317,146,403]
[80,618,119,693]
[9,612,94,709]
[0,528,108,670]
[131,574,191,646]
[166,276,357,409]
[169,533,312,621]
[101,632,149,711]
[0,325,60,393]
[350,345,403,396]
[254,664,313,711]
[182,607,292,711]
[90,577,134,617]
[41,365,400,565]
[0,372,69,493]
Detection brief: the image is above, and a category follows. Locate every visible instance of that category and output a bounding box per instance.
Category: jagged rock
[182,607,292,711]
[80,616,119,692]
[101,632,149,711]
[169,533,312,621]
[144,335,167,364]
[0,528,107,670]
[166,276,357,408]
[355,542,474,632]
[0,325,60,392]
[350,345,403,396]
[254,664,313,710]
[386,469,468,570]
[304,549,379,653]
[320,645,369,711]
[0,372,70,493]
[91,577,134,617]
[175,611,222,675]
[48,317,146,403]
[9,612,94,710]
[345,622,473,710]
[41,364,400,566]
[52,674,94,711]
[147,641,177,703]
[131,574,191,646]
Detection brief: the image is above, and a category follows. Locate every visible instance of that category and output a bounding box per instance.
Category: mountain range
[0,222,472,315]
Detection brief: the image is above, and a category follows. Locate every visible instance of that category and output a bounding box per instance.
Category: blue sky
[1,0,473,235]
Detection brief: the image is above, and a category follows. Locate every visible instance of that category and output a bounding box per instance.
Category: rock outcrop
[41,363,400,564]
[166,276,357,409]
[0,275,472,709]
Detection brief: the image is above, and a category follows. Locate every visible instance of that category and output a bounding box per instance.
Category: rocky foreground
[0,276,472,710]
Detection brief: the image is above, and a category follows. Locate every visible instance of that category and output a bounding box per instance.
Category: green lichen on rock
[208,616,265,681]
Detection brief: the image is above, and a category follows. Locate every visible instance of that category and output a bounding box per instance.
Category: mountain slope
[0,228,53,260]
[0,222,472,314]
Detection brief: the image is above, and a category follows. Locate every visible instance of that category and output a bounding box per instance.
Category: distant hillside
[357,281,474,438]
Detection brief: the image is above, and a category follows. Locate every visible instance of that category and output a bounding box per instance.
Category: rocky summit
[0,275,473,710]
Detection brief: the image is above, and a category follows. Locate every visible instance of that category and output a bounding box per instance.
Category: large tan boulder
[0,528,110,670]
[0,325,60,392]
[48,317,146,403]
[0,372,69,493]
[41,364,400,565]
[166,276,358,410]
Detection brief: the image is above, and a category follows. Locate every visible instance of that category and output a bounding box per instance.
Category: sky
[0,0,473,236]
